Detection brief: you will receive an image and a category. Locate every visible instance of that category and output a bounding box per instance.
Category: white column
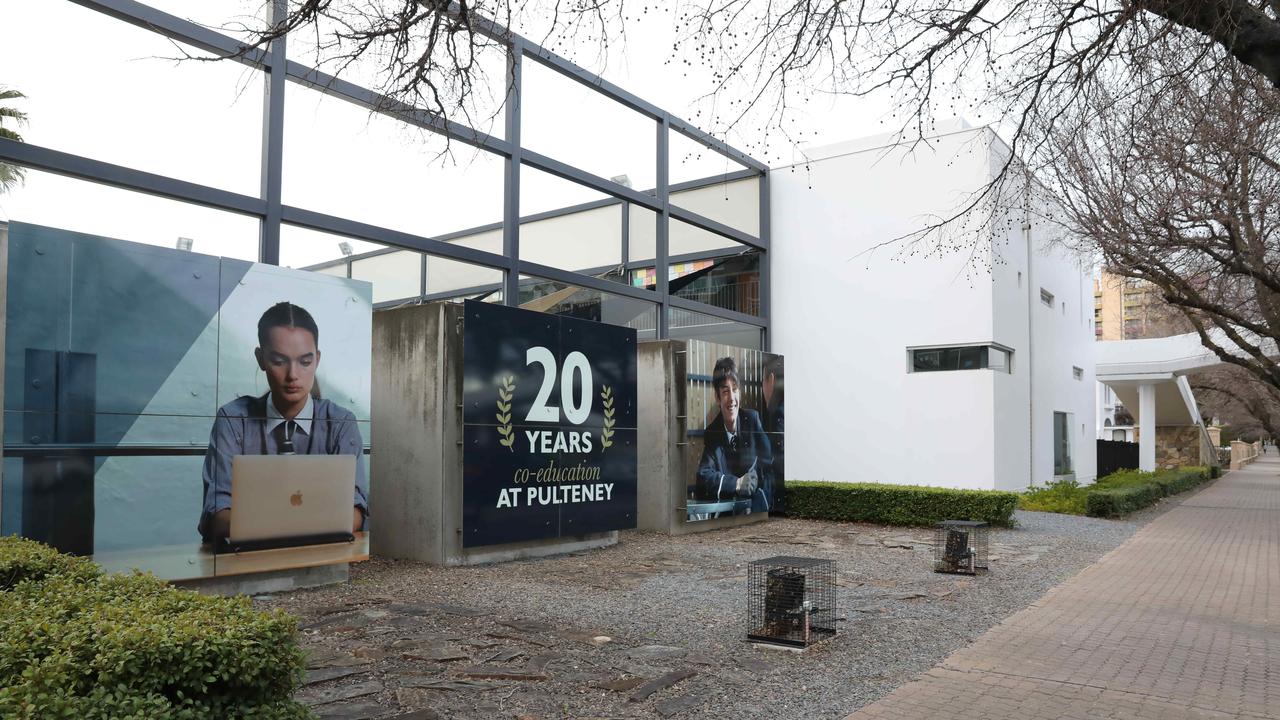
[1138,382,1157,471]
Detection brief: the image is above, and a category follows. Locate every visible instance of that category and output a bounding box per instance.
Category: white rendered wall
[772,125,1094,491]
[1023,197,1097,486]
[771,127,1002,490]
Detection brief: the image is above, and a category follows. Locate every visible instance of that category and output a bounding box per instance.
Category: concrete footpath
[847,457,1280,720]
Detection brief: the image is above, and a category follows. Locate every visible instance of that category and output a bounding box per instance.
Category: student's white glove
[736,464,759,498]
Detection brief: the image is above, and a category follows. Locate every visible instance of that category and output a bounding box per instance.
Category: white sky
[0,1,972,271]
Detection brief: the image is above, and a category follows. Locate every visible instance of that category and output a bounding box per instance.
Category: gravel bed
[262,506,1173,720]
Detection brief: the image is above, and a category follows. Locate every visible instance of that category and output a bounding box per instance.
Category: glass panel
[352,249,423,304]
[912,348,951,372]
[1,169,262,261]
[668,126,752,187]
[957,346,984,370]
[286,12,508,134]
[628,205,658,265]
[670,215,747,257]
[281,223,380,271]
[426,229,505,299]
[988,347,1010,373]
[516,275,657,336]
[668,307,762,349]
[522,58,657,191]
[1053,411,1073,475]
[670,252,761,317]
[670,175,760,238]
[283,81,505,240]
[0,2,264,195]
[520,165,625,280]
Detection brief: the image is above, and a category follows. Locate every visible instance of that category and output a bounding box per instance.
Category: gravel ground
[263,503,1179,720]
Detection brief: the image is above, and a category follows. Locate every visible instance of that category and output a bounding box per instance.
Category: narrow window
[909,345,1013,374]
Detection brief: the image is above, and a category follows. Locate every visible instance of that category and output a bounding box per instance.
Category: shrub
[0,535,100,590]
[1084,465,1212,518]
[786,482,1018,527]
[1085,483,1164,518]
[0,538,311,720]
[1018,478,1087,515]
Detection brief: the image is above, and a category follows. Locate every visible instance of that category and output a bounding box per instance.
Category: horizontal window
[909,345,1012,374]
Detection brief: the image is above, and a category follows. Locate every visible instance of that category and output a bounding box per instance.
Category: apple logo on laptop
[291,491,303,506]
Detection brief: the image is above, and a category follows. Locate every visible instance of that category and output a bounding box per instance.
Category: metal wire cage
[747,556,837,648]
[933,520,989,575]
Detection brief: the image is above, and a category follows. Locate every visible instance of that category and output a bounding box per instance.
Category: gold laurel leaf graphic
[496,377,516,452]
[599,384,616,451]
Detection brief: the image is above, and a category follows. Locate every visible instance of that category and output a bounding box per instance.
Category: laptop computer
[221,455,357,553]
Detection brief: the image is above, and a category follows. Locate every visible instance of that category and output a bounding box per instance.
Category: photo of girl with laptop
[198,301,369,542]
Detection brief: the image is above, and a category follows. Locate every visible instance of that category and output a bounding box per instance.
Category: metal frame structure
[0,0,771,347]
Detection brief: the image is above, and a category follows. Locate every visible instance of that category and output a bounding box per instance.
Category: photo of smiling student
[693,356,773,516]
[198,301,369,542]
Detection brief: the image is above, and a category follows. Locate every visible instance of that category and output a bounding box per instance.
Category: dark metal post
[258,0,287,265]
[759,169,771,350]
[656,117,670,338]
[502,40,524,305]
[620,201,630,276]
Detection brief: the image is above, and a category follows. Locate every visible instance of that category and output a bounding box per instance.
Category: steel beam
[259,0,286,265]
[759,169,772,350]
[0,138,265,216]
[657,118,671,338]
[280,206,510,269]
[503,40,524,305]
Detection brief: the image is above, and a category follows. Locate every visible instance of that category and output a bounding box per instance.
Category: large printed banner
[3,221,372,579]
[461,301,637,547]
[683,341,785,522]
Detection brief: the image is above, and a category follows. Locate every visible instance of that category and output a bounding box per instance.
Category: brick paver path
[847,457,1280,720]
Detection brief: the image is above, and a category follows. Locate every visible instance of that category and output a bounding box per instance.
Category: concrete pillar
[1138,383,1157,471]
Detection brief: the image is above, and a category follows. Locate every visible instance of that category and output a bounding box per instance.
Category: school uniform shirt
[199,393,368,535]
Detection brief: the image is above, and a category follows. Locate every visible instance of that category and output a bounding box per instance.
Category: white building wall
[987,157,1033,492]
[1024,200,1097,485]
[772,124,1095,490]
[771,127,1001,489]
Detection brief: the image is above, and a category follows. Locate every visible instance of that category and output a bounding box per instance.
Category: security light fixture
[609,174,633,189]
[338,241,354,257]
[175,237,194,252]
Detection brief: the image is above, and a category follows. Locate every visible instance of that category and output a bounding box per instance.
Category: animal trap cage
[747,556,836,648]
[934,520,989,575]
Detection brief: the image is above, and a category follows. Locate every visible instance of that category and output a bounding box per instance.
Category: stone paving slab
[847,458,1280,720]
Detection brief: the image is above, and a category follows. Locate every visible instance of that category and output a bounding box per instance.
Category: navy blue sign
[461,301,637,548]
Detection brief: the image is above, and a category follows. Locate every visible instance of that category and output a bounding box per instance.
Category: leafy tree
[1045,45,1280,393]
[0,87,27,194]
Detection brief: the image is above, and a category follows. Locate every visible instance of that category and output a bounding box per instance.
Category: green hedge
[0,536,311,720]
[786,482,1019,527]
[0,535,99,591]
[1084,483,1164,518]
[1084,466,1211,518]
